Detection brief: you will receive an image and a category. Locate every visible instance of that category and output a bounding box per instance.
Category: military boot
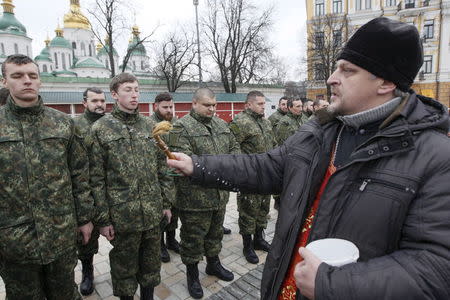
[166,230,180,253]
[80,255,94,296]
[161,232,170,263]
[253,228,271,252]
[223,226,231,235]
[186,263,203,299]
[242,234,259,264]
[205,256,234,281]
[140,285,154,300]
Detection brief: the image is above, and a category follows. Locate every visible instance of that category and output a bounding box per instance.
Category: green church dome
[0,12,27,36]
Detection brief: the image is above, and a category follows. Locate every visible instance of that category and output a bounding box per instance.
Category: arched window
[72,42,77,49]
[141,61,144,70]
[105,59,109,69]
[62,53,66,70]
[43,65,48,73]
[81,42,86,56]
[1,43,4,55]
[54,53,58,68]
[14,43,18,54]
[132,60,136,70]
[89,44,92,56]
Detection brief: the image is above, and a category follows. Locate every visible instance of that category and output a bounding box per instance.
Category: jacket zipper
[359,178,416,194]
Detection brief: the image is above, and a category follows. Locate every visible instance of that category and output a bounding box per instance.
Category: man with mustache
[74,87,106,296]
[167,18,450,300]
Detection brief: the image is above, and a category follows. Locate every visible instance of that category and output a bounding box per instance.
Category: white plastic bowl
[306,238,359,267]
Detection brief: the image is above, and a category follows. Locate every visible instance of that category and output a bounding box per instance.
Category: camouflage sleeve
[229,119,248,145]
[87,128,110,227]
[276,120,291,145]
[156,147,175,210]
[229,129,241,154]
[68,122,94,226]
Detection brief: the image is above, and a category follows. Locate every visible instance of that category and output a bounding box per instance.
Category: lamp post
[193,0,203,85]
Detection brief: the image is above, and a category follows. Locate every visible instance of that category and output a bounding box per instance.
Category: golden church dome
[63,0,90,30]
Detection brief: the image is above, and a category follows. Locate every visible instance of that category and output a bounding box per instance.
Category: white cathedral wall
[0,34,32,57]
[63,28,96,58]
[48,47,73,71]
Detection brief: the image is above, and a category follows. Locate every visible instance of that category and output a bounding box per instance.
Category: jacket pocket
[332,176,417,259]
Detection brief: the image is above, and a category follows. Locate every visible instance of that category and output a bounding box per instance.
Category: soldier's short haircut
[313,99,321,107]
[155,92,173,103]
[109,73,138,93]
[0,87,9,106]
[193,87,215,102]
[279,96,289,103]
[246,90,265,103]
[1,54,38,78]
[83,87,104,101]
[287,98,302,108]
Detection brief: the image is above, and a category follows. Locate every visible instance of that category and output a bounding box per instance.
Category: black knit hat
[337,17,423,92]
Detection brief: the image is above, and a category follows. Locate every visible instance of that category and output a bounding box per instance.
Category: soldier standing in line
[74,87,106,296]
[168,88,240,299]
[276,98,309,145]
[0,54,93,299]
[89,73,174,300]
[268,96,289,131]
[150,92,181,263]
[229,91,277,264]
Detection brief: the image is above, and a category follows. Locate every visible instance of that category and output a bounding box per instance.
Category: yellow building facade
[305,0,450,106]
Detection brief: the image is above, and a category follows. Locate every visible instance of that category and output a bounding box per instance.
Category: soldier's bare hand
[294,247,322,300]
[78,221,94,245]
[163,209,172,224]
[166,152,193,176]
[100,225,115,241]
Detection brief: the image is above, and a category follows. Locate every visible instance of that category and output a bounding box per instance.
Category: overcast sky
[11,0,307,80]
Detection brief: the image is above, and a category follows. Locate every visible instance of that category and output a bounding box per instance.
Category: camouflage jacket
[276,112,309,144]
[89,105,174,232]
[0,96,93,264]
[168,110,240,211]
[230,109,277,154]
[268,108,286,131]
[73,109,104,139]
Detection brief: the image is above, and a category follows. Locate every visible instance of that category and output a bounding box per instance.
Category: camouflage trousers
[164,207,179,232]
[77,226,100,260]
[109,228,161,296]
[0,250,81,300]
[179,209,225,265]
[237,193,271,235]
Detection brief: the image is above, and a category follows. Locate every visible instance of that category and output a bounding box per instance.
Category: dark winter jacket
[190,93,450,300]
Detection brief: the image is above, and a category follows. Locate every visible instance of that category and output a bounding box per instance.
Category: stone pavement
[0,193,278,300]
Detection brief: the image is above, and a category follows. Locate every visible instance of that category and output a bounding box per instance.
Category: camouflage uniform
[0,96,92,300]
[229,109,276,235]
[150,111,179,233]
[275,111,309,145]
[268,108,286,132]
[89,104,174,296]
[168,110,240,264]
[74,109,104,260]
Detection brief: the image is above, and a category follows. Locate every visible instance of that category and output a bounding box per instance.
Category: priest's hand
[294,247,322,300]
[166,152,193,176]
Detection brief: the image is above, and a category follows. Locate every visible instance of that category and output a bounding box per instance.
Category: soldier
[74,87,106,296]
[150,92,181,263]
[229,91,277,264]
[276,97,309,145]
[168,88,240,299]
[303,99,314,117]
[0,54,93,299]
[89,73,174,300]
[268,96,288,131]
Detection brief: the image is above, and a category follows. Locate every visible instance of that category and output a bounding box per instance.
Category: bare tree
[284,81,307,99]
[202,0,273,93]
[86,0,155,77]
[121,26,157,73]
[306,14,352,98]
[151,30,197,92]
